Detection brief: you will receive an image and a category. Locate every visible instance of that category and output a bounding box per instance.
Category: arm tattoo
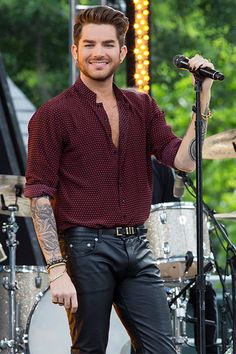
[30,197,61,262]
[189,120,208,160]
[189,107,209,161]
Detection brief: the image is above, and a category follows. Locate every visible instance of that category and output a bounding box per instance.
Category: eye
[105,44,115,47]
[84,44,93,47]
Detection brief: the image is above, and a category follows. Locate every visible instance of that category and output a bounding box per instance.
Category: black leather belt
[65,225,147,237]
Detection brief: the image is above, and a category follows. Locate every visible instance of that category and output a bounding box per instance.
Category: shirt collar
[73,78,128,106]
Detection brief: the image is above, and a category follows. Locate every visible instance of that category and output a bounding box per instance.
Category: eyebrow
[82,39,116,44]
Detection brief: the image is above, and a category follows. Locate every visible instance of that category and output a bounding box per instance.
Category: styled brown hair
[73,6,129,47]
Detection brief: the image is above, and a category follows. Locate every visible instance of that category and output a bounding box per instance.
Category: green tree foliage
[0,0,69,106]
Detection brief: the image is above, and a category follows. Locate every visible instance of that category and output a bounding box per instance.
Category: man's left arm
[174,55,214,172]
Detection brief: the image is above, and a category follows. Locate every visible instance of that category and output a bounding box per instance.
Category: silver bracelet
[49,268,67,283]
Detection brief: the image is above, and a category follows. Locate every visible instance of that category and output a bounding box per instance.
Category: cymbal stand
[0,204,24,353]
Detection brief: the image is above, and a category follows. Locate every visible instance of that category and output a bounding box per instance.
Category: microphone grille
[173,54,184,67]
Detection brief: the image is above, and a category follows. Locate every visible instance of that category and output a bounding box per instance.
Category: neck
[80,74,115,102]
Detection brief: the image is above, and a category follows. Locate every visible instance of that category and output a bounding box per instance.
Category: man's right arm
[30,196,62,261]
[30,196,78,312]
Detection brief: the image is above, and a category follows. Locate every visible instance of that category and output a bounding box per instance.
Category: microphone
[173,54,224,81]
[173,171,186,199]
[0,243,7,263]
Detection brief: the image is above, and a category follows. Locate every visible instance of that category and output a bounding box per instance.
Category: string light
[133,0,150,93]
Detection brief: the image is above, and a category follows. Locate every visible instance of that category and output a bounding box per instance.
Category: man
[24,5,214,354]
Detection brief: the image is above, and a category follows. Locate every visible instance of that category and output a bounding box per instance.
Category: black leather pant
[60,229,176,354]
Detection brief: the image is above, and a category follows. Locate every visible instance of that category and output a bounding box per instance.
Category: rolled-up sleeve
[148,98,182,168]
[24,103,64,198]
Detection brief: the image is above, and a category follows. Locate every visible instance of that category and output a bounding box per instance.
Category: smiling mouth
[89,61,109,64]
[89,61,109,69]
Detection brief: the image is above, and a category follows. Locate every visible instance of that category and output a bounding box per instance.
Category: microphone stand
[194,77,206,354]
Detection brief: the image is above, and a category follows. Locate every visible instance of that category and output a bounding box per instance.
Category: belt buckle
[116,227,124,236]
[116,226,136,236]
[125,226,135,236]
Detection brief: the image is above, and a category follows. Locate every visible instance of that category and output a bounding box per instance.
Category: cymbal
[214,212,236,222]
[202,129,236,159]
[0,175,30,217]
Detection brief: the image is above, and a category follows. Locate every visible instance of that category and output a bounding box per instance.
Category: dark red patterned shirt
[24,79,181,231]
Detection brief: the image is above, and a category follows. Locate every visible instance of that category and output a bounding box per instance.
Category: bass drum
[25,288,129,354]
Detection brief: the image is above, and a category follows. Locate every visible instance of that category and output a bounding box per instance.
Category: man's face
[72,24,127,82]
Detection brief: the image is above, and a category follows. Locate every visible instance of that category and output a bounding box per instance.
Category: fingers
[52,295,78,311]
[51,292,78,312]
[50,272,78,312]
[188,54,214,71]
[64,296,71,310]
[71,293,78,313]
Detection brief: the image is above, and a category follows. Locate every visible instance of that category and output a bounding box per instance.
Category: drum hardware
[34,272,42,289]
[224,346,233,354]
[0,205,26,353]
[160,211,167,224]
[0,265,49,352]
[168,261,214,308]
[214,212,236,222]
[163,242,170,257]
[165,262,215,353]
[167,287,188,354]
[184,251,194,275]
[185,314,216,327]
[0,175,30,218]
[0,178,31,353]
[202,128,236,160]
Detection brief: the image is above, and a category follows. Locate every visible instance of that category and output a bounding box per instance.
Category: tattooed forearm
[189,119,208,161]
[30,196,62,263]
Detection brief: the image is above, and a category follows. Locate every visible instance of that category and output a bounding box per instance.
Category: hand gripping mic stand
[194,76,206,354]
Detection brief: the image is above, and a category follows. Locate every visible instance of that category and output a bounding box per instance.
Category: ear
[71,44,78,61]
[120,45,127,64]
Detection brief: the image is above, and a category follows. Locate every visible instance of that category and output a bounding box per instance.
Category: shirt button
[113,150,117,154]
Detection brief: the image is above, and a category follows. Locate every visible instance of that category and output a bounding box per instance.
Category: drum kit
[0,129,235,354]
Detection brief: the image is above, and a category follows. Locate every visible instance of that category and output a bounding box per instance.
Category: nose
[92,44,105,57]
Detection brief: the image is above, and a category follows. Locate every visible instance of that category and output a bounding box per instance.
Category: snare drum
[25,288,129,354]
[0,265,48,340]
[145,202,213,281]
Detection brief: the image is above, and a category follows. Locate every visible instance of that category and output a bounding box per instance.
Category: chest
[103,103,120,148]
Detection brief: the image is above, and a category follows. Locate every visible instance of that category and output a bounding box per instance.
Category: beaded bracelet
[201,110,213,120]
[49,268,67,283]
[47,262,66,272]
[46,257,67,270]
[192,105,213,120]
